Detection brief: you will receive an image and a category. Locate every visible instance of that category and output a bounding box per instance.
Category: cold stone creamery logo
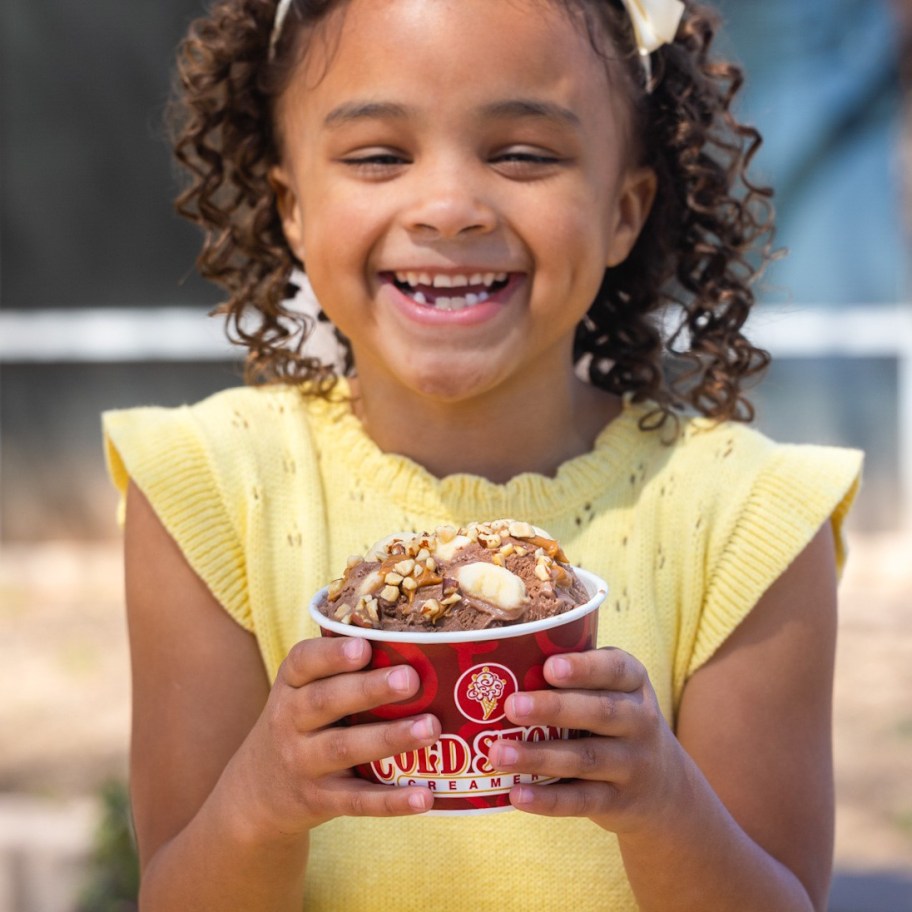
[457,663,514,722]
[369,662,572,797]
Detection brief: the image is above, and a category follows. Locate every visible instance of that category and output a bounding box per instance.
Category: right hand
[233,636,441,837]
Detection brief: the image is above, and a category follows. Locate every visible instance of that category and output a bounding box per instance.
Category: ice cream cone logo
[456,663,517,723]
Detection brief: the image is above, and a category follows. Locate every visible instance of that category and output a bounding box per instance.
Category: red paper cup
[308,567,607,814]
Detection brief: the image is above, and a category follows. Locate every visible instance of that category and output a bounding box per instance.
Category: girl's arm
[489,524,838,912]
[124,482,438,912]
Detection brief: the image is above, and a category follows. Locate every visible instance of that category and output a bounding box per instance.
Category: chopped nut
[419,598,447,622]
[424,557,437,572]
[384,571,404,585]
[478,532,502,549]
[436,524,457,543]
[416,547,431,562]
[345,554,363,568]
[442,577,459,596]
[327,577,345,601]
[393,558,415,576]
[441,593,462,606]
[508,521,535,539]
[333,602,352,620]
[380,585,400,602]
[499,543,515,558]
[492,553,505,567]
[363,596,380,624]
[534,563,551,581]
[401,576,418,591]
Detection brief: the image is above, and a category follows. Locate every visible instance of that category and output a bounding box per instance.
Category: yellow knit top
[103,381,862,911]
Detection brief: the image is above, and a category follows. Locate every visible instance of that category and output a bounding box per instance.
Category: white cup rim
[308,566,607,644]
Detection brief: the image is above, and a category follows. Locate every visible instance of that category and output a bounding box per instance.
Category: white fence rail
[1,303,911,525]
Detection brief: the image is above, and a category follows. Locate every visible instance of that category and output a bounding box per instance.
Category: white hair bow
[269,0,295,61]
[619,0,685,85]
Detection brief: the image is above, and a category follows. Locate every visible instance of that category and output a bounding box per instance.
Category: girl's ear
[269,165,306,262]
[605,166,657,268]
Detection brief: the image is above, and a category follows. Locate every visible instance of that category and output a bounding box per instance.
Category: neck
[350,367,621,483]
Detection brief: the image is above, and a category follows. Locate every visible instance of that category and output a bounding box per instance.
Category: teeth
[435,296,467,311]
[414,291,428,305]
[393,271,510,291]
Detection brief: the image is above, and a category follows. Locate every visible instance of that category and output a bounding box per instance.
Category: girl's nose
[402,168,498,240]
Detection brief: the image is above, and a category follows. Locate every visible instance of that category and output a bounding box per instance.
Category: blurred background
[1,1,911,910]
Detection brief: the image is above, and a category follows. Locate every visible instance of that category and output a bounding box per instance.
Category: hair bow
[619,0,685,87]
[269,0,295,60]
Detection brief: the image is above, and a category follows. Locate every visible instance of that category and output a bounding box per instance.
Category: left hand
[487,647,688,833]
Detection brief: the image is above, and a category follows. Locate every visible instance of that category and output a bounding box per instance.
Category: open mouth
[388,271,511,311]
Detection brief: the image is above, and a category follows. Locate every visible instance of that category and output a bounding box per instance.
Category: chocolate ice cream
[318,520,589,632]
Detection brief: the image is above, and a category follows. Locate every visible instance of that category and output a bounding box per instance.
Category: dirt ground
[0,533,910,875]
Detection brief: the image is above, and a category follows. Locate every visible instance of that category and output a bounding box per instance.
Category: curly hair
[169,0,774,430]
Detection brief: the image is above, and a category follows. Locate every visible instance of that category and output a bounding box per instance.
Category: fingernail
[388,666,412,692]
[410,716,435,740]
[342,639,364,661]
[513,785,533,806]
[511,694,533,718]
[549,656,571,680]
[409,791,431,811]
[496,744,519,766]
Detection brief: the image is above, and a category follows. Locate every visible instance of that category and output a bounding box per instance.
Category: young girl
[103,1,862,909]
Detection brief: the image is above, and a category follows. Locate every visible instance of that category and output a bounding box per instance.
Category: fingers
[277,637,425,730]
[508,780,617,819]
[502,648,653,737]
[543,647,645,694]
[280,636,373,688]
[489,731,636,784]
[320,778,436,817]
[305,714,441,779]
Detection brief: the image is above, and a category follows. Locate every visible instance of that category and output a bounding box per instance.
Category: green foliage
[75,780,139,912]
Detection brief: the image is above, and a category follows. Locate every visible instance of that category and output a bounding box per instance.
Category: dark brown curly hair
[169,0,774,430]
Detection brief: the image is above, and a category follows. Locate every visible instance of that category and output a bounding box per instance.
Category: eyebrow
[323,98,582,129]
[324,101,410,128]
[479,99,582,129]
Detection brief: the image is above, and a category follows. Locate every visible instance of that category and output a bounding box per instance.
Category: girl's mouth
[386,271,511,311]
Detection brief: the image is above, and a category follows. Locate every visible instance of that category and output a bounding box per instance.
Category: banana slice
[454,561,527,617]
[432,533,473,563]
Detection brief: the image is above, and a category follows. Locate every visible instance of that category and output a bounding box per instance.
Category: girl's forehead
[284,0,624,120]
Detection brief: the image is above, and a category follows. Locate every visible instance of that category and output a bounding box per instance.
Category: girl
[103,1,862,909]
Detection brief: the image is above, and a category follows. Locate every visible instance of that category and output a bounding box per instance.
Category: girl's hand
[487,647,686,832]
[234,636,441,837]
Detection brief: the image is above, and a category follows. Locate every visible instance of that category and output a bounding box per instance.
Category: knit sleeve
[678,443,863,689]
[102,404,252,631]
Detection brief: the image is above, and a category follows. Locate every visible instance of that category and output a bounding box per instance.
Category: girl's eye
[490,149,565,177]
[339,152,409,177]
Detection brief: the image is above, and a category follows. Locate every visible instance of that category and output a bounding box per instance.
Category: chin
[401,360,507,405]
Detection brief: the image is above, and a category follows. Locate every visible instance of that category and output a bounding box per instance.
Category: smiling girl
[103,1,862,909]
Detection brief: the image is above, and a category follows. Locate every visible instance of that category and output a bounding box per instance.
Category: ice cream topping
[320,520,589,632]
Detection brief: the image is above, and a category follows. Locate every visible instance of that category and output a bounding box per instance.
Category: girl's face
[271,0,655,405]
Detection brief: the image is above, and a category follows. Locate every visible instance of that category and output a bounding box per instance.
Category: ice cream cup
[308,567,607,815]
